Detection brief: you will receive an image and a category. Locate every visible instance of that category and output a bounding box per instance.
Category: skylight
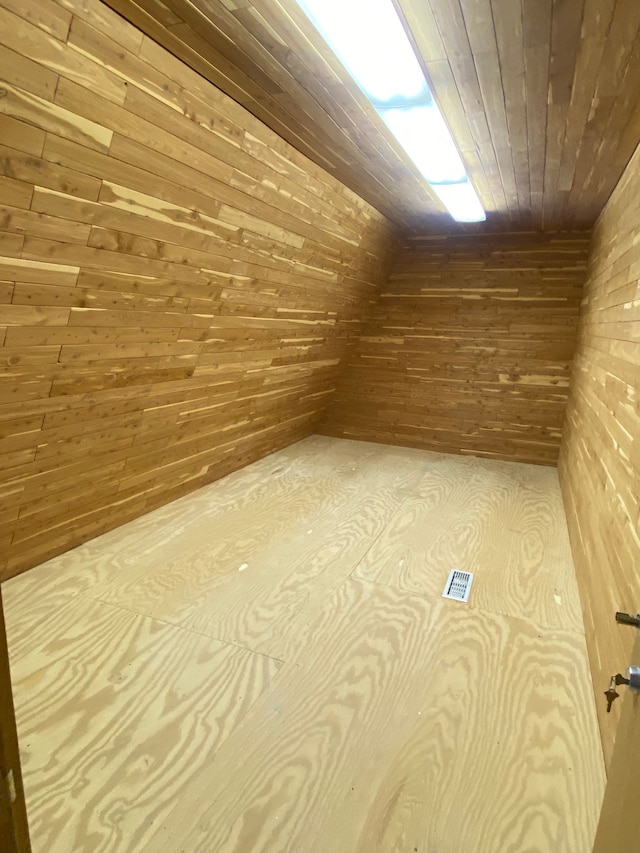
[294,0,486,222]
[379,106,467,184]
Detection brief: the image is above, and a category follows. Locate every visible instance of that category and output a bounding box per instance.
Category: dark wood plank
[0,0,400,579]
[321,231,589,465]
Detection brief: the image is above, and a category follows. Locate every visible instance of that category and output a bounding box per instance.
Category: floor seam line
[77,591,286,664]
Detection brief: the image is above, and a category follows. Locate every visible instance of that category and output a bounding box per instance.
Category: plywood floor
[3,436,606,853]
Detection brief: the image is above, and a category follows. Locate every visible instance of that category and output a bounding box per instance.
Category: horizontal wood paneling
[102,0,640,231]
[0,0,399,580]
[102,0,444,229]
[559,142,640,767]
[321,232,589,465]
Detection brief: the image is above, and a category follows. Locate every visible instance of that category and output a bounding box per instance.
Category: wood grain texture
[3,436,605,853]
[321,232,589,465]
[4,594,280,853]
[102,0,640,231]
[145,583,603,853]
[0,587,31,853]
[353,454,583,631]
[0,0,400,580]
[558,141,640,767]
[70,442,427,660]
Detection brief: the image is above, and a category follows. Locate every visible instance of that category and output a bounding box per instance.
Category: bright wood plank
[5,595,280,852]
[3,436,606,853]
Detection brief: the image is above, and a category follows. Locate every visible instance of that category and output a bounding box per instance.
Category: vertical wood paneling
[321,232,589,465]
[0,0,399,580]
[559,142,640,766]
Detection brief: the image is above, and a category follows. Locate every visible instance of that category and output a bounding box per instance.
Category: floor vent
[442,569,474,602]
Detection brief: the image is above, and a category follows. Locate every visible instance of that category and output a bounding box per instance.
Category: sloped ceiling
[105,0,640,232]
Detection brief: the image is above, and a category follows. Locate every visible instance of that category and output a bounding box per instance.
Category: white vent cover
[442,569,474,602]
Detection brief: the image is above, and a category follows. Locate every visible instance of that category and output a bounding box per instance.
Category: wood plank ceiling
[105,0,640,232]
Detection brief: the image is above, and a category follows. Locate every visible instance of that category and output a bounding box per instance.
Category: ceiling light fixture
[294,0,486,222]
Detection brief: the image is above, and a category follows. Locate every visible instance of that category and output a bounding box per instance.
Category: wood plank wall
[0,0,399,581]
[559,143,640,767]
[320,233,589,465]
[103,0,445,229]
